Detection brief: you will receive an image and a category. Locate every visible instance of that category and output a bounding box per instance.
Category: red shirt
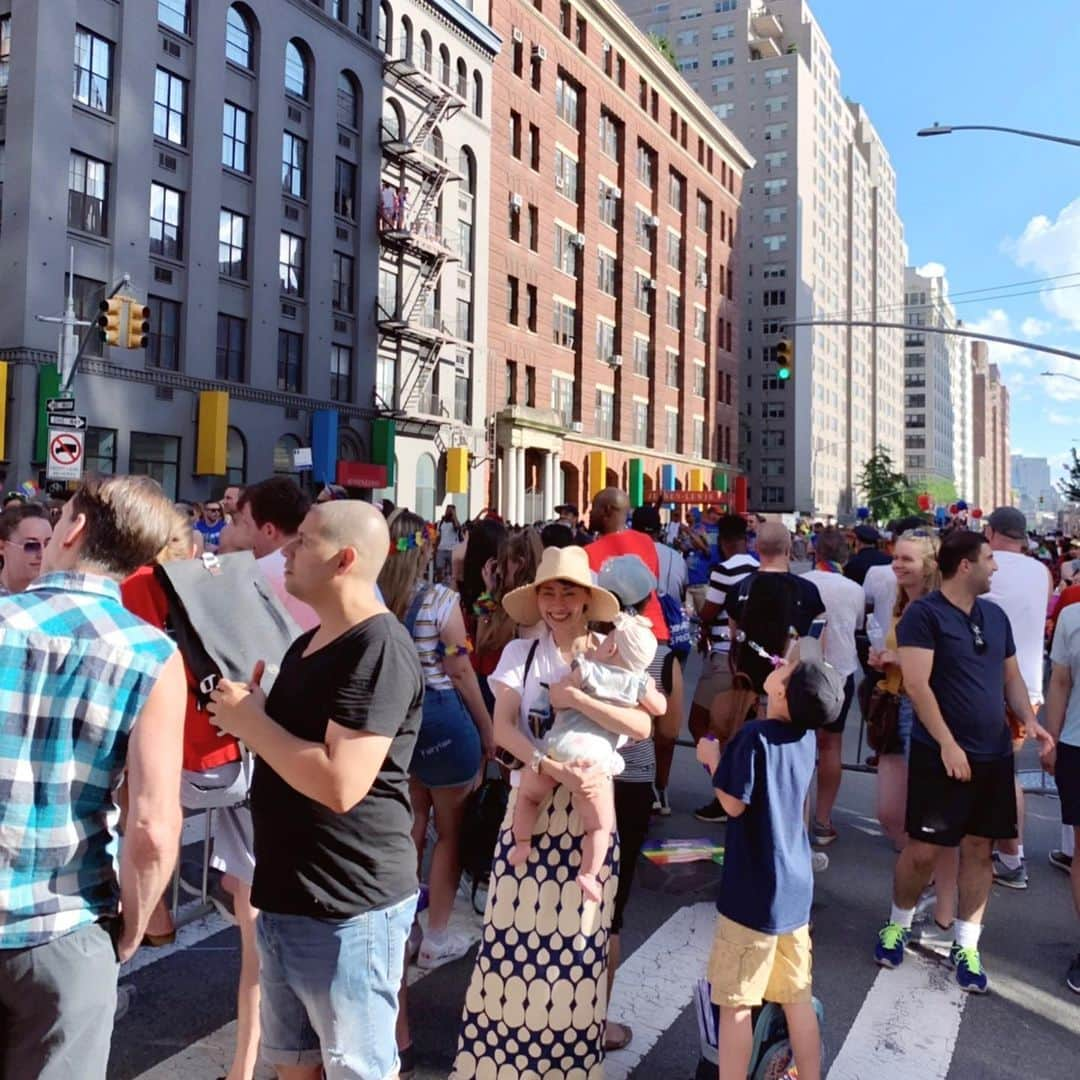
[586,530,669,642]
[121,565,242,773]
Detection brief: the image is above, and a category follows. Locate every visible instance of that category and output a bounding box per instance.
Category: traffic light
[98,297,124,347]
[775,338,793,381]
[126,302,150,349]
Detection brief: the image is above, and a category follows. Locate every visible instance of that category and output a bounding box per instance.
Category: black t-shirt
[897,590,1015,761]
[843,547,892,586]
[250,613,424,917]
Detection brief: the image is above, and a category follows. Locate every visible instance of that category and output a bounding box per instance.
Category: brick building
[971,340,1011,512]
[485,0,752,522]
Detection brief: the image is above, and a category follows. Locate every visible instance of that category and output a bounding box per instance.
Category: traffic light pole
[65,273,133,392]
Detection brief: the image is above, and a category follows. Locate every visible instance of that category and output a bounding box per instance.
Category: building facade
[971,340,1010,511]
[485,0,752,523]
[624,0,906,518]
[1012,453,1059,525]
[0,0,493,512]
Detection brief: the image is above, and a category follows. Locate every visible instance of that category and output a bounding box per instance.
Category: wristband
[529,748,546,774]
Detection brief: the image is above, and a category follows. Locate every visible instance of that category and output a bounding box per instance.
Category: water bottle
[866,613,886,653]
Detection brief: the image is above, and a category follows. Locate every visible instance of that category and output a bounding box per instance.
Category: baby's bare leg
[508,768,557,867]
[575,780,616,903]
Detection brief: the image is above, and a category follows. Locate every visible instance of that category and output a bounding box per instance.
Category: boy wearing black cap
[697,654,844,1080]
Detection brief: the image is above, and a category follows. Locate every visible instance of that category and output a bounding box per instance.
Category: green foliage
[857,445,921,524]
[922,477,958,507]
[649,34,678,70]
[1059,448,1080,504]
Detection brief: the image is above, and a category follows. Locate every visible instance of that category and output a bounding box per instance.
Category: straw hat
[502,545,620,626]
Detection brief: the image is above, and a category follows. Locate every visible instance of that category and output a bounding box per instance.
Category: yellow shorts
[707,915,812,1008]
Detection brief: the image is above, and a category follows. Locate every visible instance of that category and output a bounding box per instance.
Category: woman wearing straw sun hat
[451,546,655,1080]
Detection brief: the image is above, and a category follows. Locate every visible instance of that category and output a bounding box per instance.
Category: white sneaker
[915,919,954,957]
[811,851,829,873]
[914,886,937,921]
[417,930,474,971]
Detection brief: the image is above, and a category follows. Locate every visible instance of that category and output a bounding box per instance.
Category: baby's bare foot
[507,840,532,867]
[577,872,602,903]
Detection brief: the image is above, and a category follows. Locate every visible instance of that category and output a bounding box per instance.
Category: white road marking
[827,951,967,1080]
[121,910,231,978]
[603,902,717,1080]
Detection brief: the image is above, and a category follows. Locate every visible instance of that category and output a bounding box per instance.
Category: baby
[508,613,666,902]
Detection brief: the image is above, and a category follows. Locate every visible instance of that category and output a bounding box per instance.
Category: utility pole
[34,249,92,393]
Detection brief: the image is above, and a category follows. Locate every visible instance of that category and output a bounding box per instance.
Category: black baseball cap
[631,505,662,533]
[555,503,578,516]
[786,657,846,730]
[854,524,881,544]
[986,506,1027,541]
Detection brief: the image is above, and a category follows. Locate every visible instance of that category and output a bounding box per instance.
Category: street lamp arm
[917,123,1080,149]
[1041,370,1080,384]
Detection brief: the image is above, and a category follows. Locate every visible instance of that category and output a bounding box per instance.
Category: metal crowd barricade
[170,806,215,927]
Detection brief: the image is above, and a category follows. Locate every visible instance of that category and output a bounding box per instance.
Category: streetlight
[1042,370,1080,384]
[917,122,1080,149]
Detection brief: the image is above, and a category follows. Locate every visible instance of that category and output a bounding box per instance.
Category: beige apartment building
[971,340,1011,512]
[623,0,906,517]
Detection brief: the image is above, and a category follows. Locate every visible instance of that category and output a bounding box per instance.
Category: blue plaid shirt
[0,572,175,948]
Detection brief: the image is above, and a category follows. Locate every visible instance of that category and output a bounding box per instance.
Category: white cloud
[964,309,1036,368]
[1021,317,1052,338]
[1047,410,1079,426]
[915,260,946,279]
[1038,355,1080,403]
[1010,196,1080,329]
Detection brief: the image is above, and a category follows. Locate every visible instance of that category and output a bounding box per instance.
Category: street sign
[46,413,87,431]
[652,490,730,505]
[47,428,85,481]
[46,397,76,413]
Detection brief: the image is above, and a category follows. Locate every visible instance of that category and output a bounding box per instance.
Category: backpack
[459,763,509,914]
[659,591,692,659]
[730,572,803,693]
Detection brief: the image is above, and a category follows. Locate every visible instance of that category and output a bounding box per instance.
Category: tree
[648,34,679,70]
[857,445,921,524]
[922,476,958,508]
[1059,448,1080,504]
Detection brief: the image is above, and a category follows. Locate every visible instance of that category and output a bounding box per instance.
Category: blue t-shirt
[896,590,1015,761]
[195,518,225,549]
[714,718,816,934]
[687,524,719,586]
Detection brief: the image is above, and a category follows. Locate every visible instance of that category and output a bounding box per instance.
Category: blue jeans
[411,687,481,788]
[257,893,417,1079]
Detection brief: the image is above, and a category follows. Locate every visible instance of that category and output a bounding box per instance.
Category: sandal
[603,1020,633,1052]
[141,929,176,947]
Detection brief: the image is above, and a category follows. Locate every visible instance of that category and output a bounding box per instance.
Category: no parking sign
[47,427,85,481]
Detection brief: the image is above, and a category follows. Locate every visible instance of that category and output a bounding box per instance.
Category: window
[473,70,483,117]
[218,209,247,278]
[527,205,539,251]
[273,434,301,477]
[694,307,707,341]
[337,72,358,127]
[693,417,705,458]
[282,132,307,198]
[596,389,614,440]
[65,274,104,357]
[762,233,787,252]
[506,276,519,324]
[158,0,190,35]
[85,428,117,475]
[712,50,734,68]
[553,223,579,276]
[277,330,303,391]
[279,232,304,296]
[665,350,680,388]
[696,194,710,231]
[147,296,180,371]
[712,23,734,39]
[0,16,10,90]
[763,177,787,196]
[676,30,699,47]
[505,360,517,404]
[555,73,580,129]
[599,181,618,227]
[225,427,247,486]
[764,95,788,113]
[285,40,309,99]
[68,152,107,235]
[666,410,678,452]
[527,123,540,170]
[552,374,574,425]
[693,362,706,396]
[632,402,649,446]
[149,182,183,259]
[226,5,253,69]
[636,142,655,188]
[554,147,578,202]
[712,102,734,120]
[457,58,468,98]
[666,290,682,329]
[634,272,651,314]
[596,320,615,362]
[508,201,521,242]
[330,344,352,402]
[223,102,250,172]
[526,284,538,331]
[633,337,649,376]
[74,28,112,113]
[598,110,620,159]
[530,51,542,92]
[510,110,522,157]
[764,150,788,169]
[151,69,187,150]
[377,1,392,54]
[712,75,734,93]
[764,122,788,141]
[634,207,654,253]
[130,433,180,500]
[762,206,786,225]
[525,365,536,407]
[598,250,616,295]
[552,298,576,348]
[668,171,685,212]
[332,252,354,313]
[667,230,682,270]
[438,45,451,86]
[335,158,355,218]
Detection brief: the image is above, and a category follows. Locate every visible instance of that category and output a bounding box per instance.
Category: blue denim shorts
[410,686,481,788]
[256,893,417,1078]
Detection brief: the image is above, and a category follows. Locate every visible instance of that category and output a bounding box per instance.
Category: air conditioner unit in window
[555,175,565,190]
[609,354,623,368]
[572,232,586,247]
[696,272,709,287]
[611,185,622,199]
[647,214,661,228]
[512,27,524,43]
[532,44,548,61]
[510,192,524,209]
[570,420,583,432]
[646,278,658,290]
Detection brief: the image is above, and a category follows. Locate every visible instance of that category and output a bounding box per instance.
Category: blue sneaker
[950,944,989,993]
[874,922,910,968]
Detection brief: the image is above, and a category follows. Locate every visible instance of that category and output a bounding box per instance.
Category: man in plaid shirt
[0,475,186,1079]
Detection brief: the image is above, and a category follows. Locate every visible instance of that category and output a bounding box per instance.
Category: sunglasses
[969,618,987,655]
[14,539,49,556]
[900,528,933,539]
[205,506,223,513]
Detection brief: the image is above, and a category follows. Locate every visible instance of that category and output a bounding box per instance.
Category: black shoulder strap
[522,638,541,688]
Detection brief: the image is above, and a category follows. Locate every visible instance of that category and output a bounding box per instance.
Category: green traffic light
[778,366,791,380]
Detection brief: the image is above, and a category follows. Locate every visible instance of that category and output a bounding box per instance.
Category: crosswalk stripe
[827,951,967,1079]
[121,910,230,978]
[603,902,717,1080]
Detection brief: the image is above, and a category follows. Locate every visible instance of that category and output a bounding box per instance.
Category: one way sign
[47,414,87,430]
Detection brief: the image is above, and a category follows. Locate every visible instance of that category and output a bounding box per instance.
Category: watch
[529,748,546,774]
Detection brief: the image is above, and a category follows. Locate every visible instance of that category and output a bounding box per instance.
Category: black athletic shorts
[611,779,654,935]
[905,738,1017,847]
[1055,741,1080,827]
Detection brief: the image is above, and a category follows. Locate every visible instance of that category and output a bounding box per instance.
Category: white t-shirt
[863,563,897,625]
[801,570,864,677]
[1050,604,1080,746]
[654,541,687,600]
[985,550,1052,706]
[438,521,460,551]
[257,548,319,632]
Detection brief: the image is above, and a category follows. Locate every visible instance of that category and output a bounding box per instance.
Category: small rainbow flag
[641,838,725,866]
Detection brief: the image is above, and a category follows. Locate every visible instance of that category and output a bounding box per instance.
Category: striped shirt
[0,572,175,948]
[704,553,760,649]
[408,583,459,691]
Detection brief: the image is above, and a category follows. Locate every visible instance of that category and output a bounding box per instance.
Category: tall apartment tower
[623,0,906,518]
[971,340,1011,510]
[485,0,752,523]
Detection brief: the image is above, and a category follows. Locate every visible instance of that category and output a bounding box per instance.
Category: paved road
[110,653,1079,1079]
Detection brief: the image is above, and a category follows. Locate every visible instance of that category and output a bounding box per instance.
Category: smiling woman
[0,503,53,595]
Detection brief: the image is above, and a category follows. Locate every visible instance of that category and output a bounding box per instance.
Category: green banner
[371,418,396,487]
[713,467,729,493]
[35,363,60,462]
[628,458,644,507]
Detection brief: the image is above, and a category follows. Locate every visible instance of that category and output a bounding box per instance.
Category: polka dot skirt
[451,783,620,1079]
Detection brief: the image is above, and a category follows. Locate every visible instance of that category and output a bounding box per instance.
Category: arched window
[420,31,432,75]
[338,428,363,462]
[399,14,412,62]
[273,434,301,476]
[382,97,404,141]
[226,427,247,486]
[377,1,392,54]
[284,39,309,99]
[459,146,475,195]
[225,4,254,69]
[472,70,483,117]
[439,45,451,86]
[337,71,358,128]
[416,454,436,522]
[424,124,443,161]
[456,58,468,98]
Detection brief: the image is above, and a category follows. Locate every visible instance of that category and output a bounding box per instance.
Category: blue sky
[810,0,1080,485]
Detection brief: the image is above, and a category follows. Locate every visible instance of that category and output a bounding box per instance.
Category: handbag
[459,762,510,914]
[709,670,759,747]
[865,688,901,753]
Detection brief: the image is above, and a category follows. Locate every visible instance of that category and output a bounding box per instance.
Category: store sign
[337,462,388,489]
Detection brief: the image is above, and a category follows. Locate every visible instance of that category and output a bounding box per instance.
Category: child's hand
[696,736,721,774]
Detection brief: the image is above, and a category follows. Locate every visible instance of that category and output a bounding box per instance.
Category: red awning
[337,462,387,488]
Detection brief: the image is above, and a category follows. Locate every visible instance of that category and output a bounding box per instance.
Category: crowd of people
[0,474,1077,1080]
